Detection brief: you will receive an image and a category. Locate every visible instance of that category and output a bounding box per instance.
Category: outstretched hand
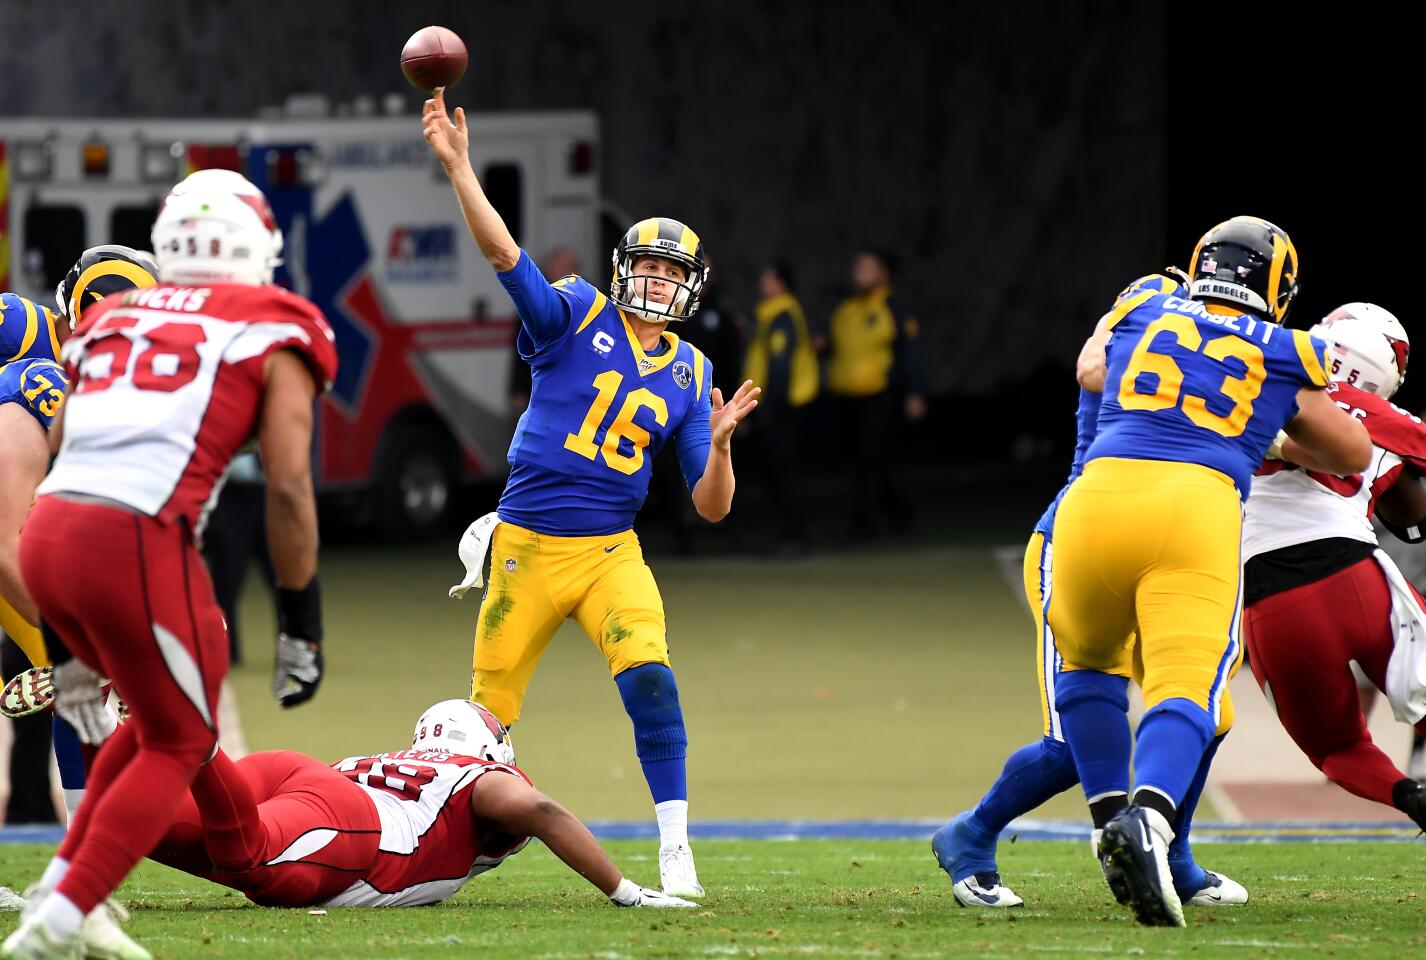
[709,380,760,450]
[422,88,469,170]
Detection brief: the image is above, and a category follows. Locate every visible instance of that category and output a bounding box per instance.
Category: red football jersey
[40,283,336,531]
[324,750,531,907]
[1246,381,1426,558]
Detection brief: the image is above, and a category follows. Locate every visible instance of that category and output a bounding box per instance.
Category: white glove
[273,633,323,708]
[608,878,696,908]
[1265,429,1289,460]
[52,659,117,745]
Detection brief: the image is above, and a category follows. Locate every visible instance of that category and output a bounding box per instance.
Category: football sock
[655,799,690,849]
[1088,792,1129,829]
[53,717,86,820]
[972,736,1080,835]
[615,664,689,805]
[1133,698,1214,809]
[1134,787,1177,825]
[1168,733,1223,895]
[37,857,69,895]
[33,893,83,941]
[1056,671,1131,805]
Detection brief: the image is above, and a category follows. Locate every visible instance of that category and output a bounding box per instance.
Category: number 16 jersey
[498,252,714,536]
[1087,288,1330,498]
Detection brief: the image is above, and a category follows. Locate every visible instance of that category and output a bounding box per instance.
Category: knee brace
[614,663,687,763]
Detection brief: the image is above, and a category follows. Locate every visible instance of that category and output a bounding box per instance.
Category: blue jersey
[0,293,63,366]
[1087,288,1330,498]
[1034,275,1183,539]
[497,252,714,536]
[1034,387,1101,539]
[0,357,69,431]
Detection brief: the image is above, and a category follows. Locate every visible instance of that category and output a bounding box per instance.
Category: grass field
[222,539,1096,821]
[5,839,1426,958]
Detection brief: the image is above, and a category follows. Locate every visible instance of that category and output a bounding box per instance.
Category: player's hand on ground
[422,88,469,170]
[609,882,697,908]
[273,633,323,708]
[709,380,760,450]
[52,659,113,744]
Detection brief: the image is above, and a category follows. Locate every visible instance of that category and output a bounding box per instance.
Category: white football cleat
[658,844,704,898]
[951,874,1023,908]
[0,917,80,959]
[77,900,150,960]
[1,668,55,719]
[0,887,24,912]
[1185,870,1248,906]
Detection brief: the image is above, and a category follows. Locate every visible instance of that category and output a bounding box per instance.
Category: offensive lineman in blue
[423,90,759,897]
[1050,218,1370,926]
[933,273,1246,911]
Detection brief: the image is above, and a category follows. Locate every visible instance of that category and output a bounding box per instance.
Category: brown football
[401,26,468,92]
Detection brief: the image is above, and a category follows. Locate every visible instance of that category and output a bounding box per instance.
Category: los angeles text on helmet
[1201,282,1252,305]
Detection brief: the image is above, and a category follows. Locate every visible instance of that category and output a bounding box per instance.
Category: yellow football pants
[1046,458,1243,732]
[470,522,669,727]
[0,596,49,680]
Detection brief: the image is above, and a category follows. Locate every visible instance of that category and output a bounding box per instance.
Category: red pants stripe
[1244,555,1426,808]
[150,749,381,907]
[21,497,228,914]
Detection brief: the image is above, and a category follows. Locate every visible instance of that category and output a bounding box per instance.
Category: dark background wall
[1,1,1418,442]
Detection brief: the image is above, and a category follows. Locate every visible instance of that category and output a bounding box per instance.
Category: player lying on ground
[145,700,693,910]
[1242,303,1426,828]
[1049,217,1370,927]
[933,272,1246,911]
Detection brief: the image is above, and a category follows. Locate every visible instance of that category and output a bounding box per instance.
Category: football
[400,26,468,92]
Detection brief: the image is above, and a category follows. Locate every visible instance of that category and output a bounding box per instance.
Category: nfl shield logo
[672,361,693,389]
[505,558,517,573]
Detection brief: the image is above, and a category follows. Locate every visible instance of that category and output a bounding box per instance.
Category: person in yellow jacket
[825,248,925,537]
[743,261,817,555]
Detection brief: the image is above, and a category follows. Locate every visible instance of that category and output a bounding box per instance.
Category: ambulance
[0,105,600,534]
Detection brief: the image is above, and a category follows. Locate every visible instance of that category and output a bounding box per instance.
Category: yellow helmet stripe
[69,259,158,319]
[1265,233,1287,318]
[11,295,38,362]
[678,223,699,255]
[1292,329,1330,387]
[635,219,659,246]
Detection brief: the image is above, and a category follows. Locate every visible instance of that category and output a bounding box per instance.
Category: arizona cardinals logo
[470,702,509,742]
[1387,335,1410,376]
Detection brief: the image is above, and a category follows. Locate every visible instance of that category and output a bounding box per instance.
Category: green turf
[3,840,1424,958]
[225,543,1101,821]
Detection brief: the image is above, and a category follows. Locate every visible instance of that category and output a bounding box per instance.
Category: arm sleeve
[674,365,714,491]
[889,299,924,394]
[497,250,573,356]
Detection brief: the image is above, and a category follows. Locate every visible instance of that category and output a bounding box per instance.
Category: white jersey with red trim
[38,284,336,529]
[323,750,531,908]
[1244,382,1426,560]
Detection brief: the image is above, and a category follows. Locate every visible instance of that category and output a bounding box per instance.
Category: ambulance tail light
[569,140,595,176]
[81,137,110,178]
